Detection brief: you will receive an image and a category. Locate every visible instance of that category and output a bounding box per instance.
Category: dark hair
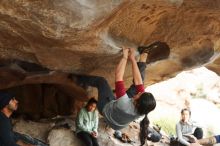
[136,92,156,115]
[181,108,191,116]
[0,92,14,110]
[140,115,149,145]
[136,92,156,145]
[86,97,98,107]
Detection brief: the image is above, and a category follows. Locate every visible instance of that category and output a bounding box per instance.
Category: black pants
[193,127,203,139]
[77,62,147,114]
[77,131,99,146]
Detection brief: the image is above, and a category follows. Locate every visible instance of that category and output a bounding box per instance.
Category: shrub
[153,117,178,136]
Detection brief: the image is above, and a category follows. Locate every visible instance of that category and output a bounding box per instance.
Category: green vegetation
[206,126,214,137]
[191,83,207,99]
[153,117,178,136]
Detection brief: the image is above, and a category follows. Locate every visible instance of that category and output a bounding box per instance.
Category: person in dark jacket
[0,92,48,146]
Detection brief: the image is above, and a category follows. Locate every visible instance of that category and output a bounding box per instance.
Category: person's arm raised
[115,47,129,99]
[115,47,129,82]
[129,48,142,85]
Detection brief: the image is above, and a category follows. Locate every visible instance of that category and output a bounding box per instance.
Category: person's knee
[194,128,203,139]
[83,139,93,146]
[97,76,107,82]
[96,76,109,86]
[92,138,99,146]
[77,133,93,146]
[215,135,220,143]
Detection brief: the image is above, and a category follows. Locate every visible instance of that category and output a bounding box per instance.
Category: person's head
[180,108,191,122]
[0,92,18,113]
[135,92,156,146]
[85,98,97,112]
[135,92,156,115]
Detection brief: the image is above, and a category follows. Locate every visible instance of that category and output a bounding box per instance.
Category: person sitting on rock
[176,108,203,146]
[0,92,48,146]
[75,98,99,146]
[74,47,156,145]
[180,135,220,146]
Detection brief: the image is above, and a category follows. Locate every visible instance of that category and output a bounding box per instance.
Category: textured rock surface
[1,0,220,116]
[14,118,169,146]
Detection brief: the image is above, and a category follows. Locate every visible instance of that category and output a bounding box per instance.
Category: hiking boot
[138,46,152,54]
[138,41,163,54]
[69,74,78,83]
[121,133,131,143]
[113,130,122,139]
[114,131,133,143]
[69,74,88,89]
[153,124,161,133]
[138,41,170,63]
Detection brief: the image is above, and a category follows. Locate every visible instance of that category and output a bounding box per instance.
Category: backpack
[147,127,162,142]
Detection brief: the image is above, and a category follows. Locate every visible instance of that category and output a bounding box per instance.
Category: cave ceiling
[1,0,220,93]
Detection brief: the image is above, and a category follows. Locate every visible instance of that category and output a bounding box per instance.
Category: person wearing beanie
[0,92,48,146]
[0,92,15,110]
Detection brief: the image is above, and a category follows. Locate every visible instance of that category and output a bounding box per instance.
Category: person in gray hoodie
[75,47,156,145]
[176,108,203,146]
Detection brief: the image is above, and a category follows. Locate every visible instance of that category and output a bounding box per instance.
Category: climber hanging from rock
[73,41,170,145]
